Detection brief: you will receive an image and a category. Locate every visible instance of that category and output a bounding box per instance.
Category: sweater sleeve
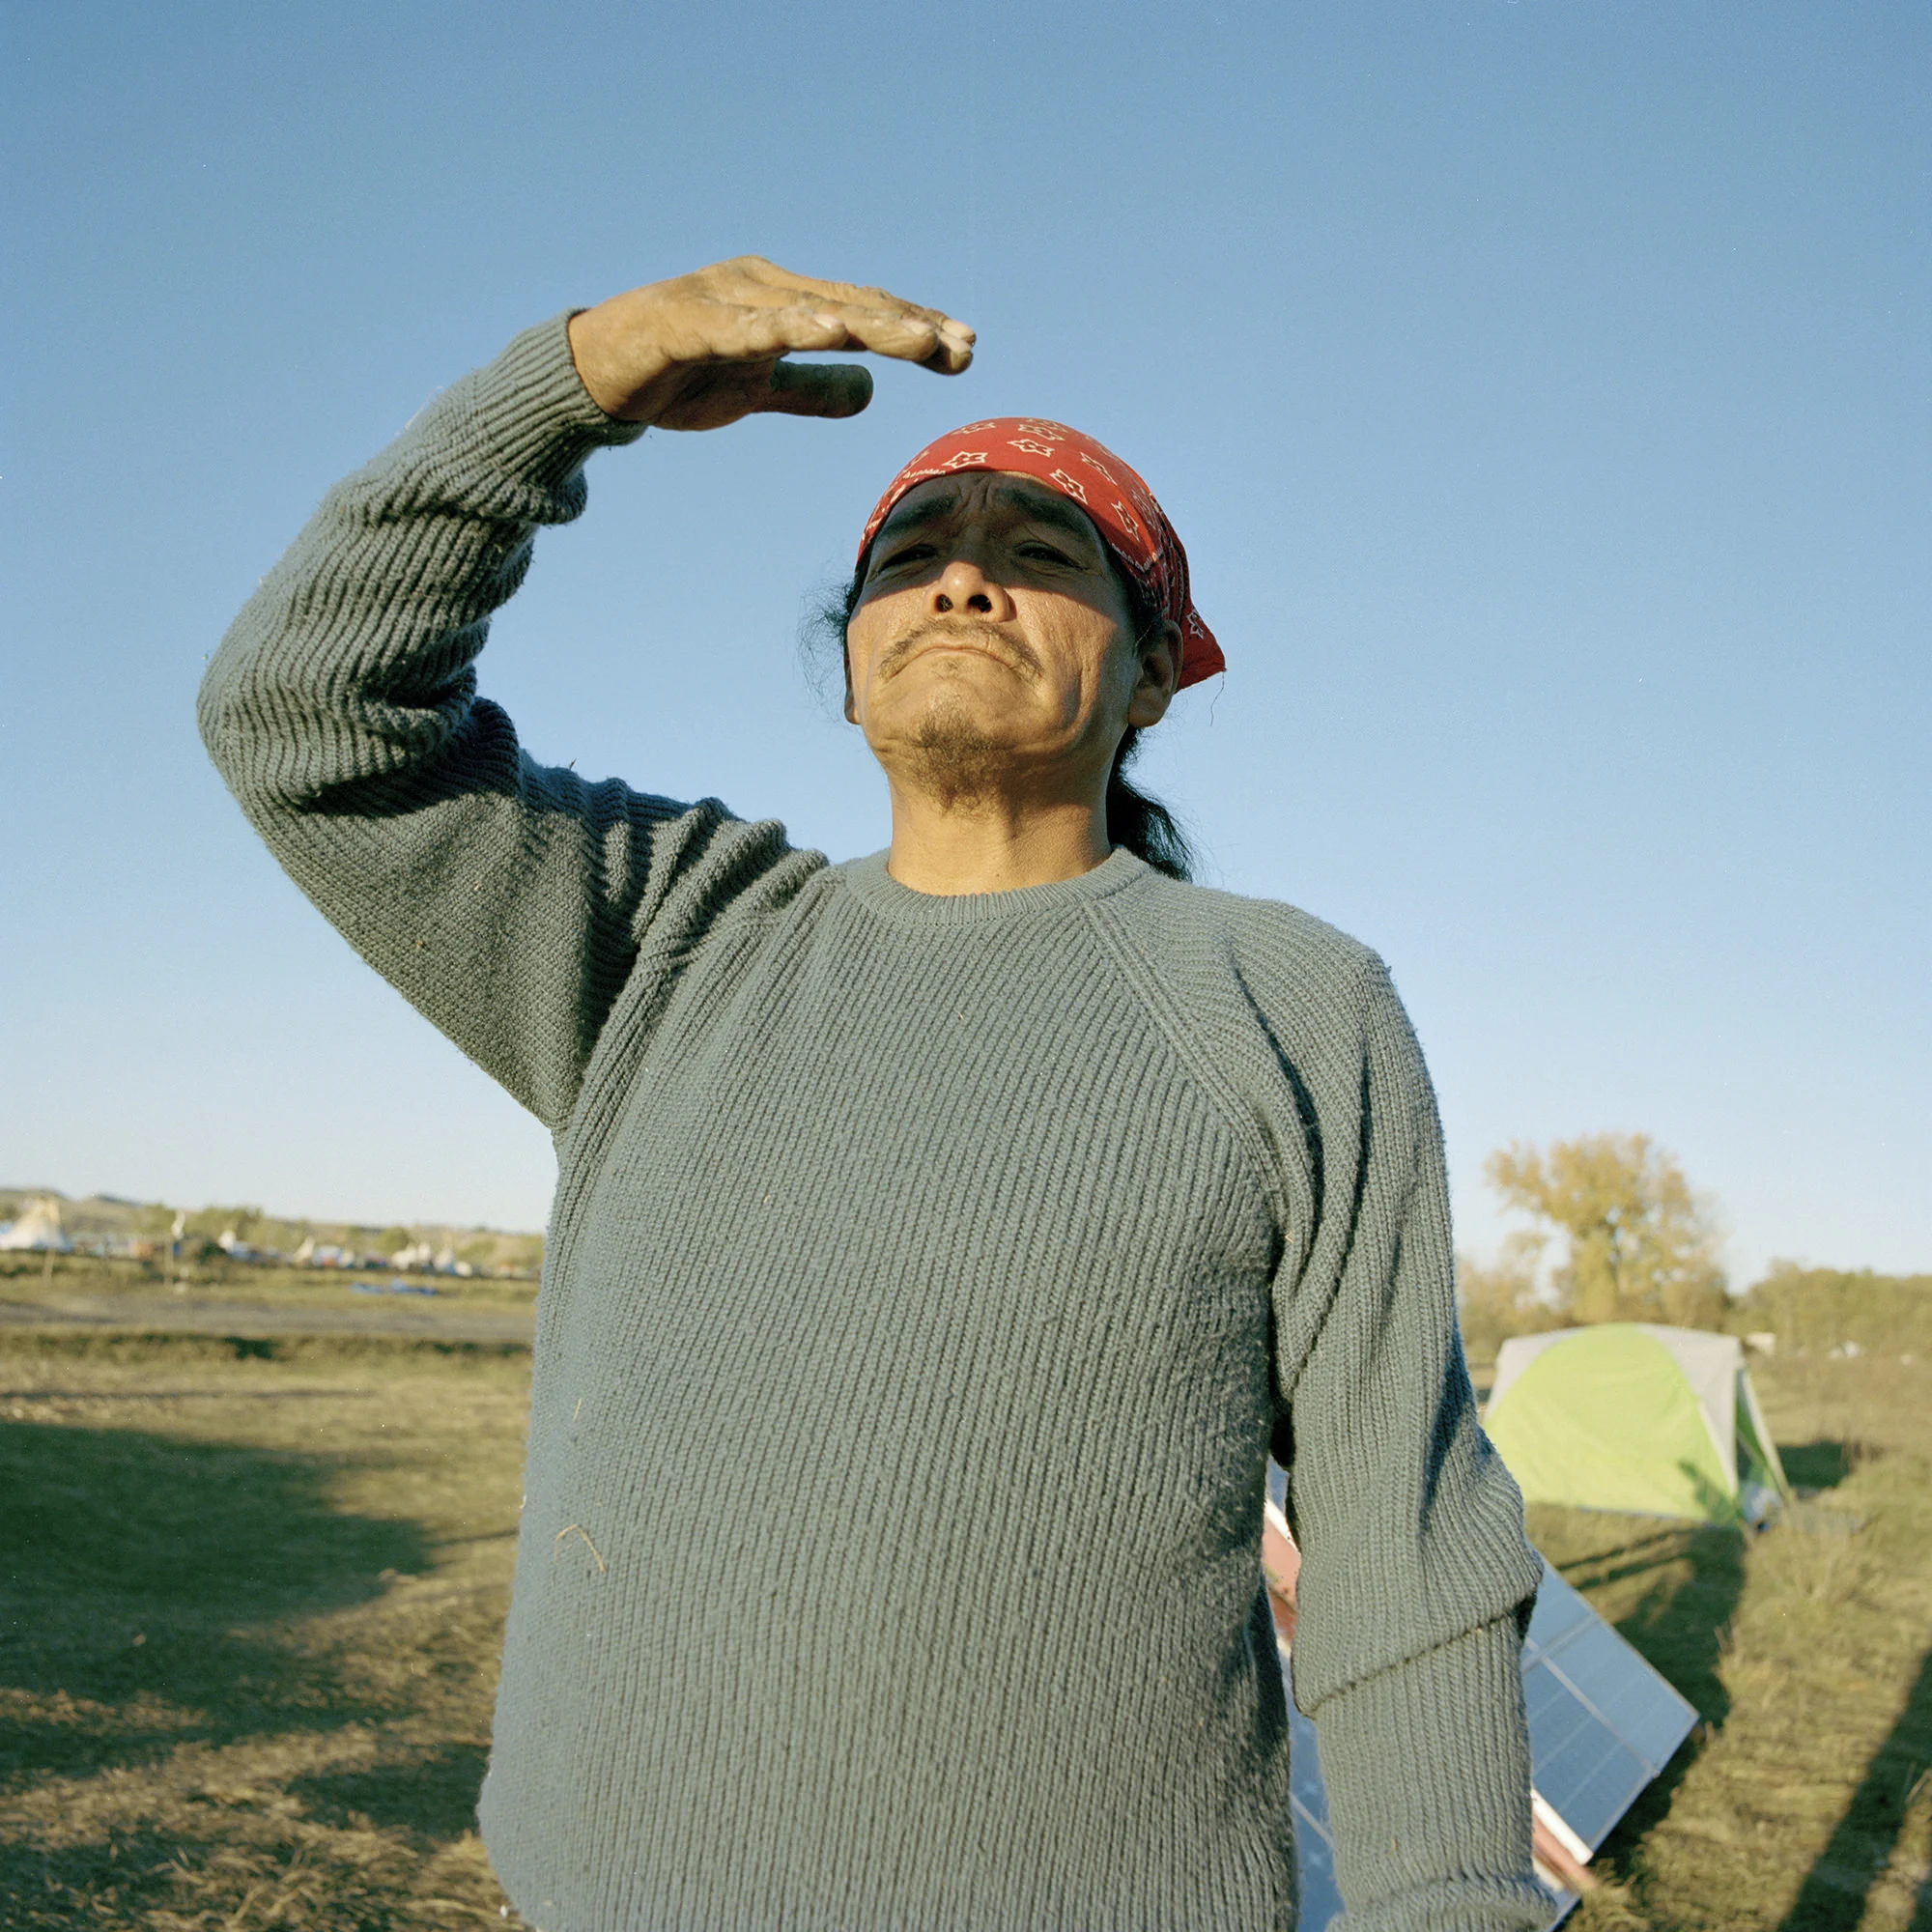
[1272,952,1551,1932]
[198,314,810,1132]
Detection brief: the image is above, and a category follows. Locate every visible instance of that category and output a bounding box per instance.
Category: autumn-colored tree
[1455,1234,1560,1360]
[1484,1132,1727,1329]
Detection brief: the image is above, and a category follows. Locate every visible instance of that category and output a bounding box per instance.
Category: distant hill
[0,1188,543,1277]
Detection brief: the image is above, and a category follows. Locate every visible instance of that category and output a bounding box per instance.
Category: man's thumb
[763,361,873,419]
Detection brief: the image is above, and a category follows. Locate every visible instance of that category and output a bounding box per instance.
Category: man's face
[844,473,1177,807]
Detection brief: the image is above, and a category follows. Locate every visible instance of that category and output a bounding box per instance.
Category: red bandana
[857,418,1225,689]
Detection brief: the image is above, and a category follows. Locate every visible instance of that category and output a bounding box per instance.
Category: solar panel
[1286,1694,1348,1931]
[1280,1555,1697,1928]
[1518,1561,1699,1902]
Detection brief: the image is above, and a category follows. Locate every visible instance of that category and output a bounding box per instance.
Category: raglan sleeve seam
[1080,897,1293,1243]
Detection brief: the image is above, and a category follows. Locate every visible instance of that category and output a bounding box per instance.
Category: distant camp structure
[1485,1323,1793,1524]
[0,1188,543,1276]
[0,1196,71,1253]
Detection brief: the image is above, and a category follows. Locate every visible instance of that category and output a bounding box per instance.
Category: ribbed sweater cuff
[444,309,650,494]
[1311,1617,1553,1932]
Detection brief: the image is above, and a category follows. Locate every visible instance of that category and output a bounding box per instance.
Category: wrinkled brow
[875,480,1104,554]
[874,490,963,541]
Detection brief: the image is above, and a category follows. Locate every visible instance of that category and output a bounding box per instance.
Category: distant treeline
[1731,1263,1932,1356]
[1460,1258,1931,1360]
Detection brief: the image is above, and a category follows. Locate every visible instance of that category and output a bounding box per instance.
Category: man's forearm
[195,315,668,1126]
[1310,1618,1549,1931]
[199,311,642,827]
[1273,952,1548,1928]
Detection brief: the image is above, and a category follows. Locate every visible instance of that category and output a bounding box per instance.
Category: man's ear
[1127,619,1181,729]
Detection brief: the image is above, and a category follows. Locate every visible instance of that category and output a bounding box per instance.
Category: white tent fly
[0,1197,71,1252]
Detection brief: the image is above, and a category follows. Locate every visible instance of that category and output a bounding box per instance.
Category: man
[201,257,1548,1932]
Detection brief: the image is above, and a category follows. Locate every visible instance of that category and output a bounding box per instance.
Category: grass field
[0,1334,526,1930]
[1,1253,540,1322]
[1,1331,1927,1930]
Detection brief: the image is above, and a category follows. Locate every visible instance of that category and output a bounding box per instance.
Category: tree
[1739,1261,1932,1356]
[1485,1132,1727,1330]
[1456,1234,1559,1361]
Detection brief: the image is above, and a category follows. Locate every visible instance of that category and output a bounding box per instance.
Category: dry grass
[1,1252,540,1318]
[4,1334,1929,1928]
[1556,1352,1932,1931]
[0,1333,527,1929]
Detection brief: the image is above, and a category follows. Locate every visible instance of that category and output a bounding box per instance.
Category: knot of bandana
[857,418,1225,690]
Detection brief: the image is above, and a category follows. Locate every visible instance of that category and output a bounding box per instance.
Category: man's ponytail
[1106,725,1194,881]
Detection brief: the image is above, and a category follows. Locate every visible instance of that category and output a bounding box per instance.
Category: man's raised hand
[565,258,975,431]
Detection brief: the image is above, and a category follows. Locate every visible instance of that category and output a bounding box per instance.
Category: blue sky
[3,1,1925,1284]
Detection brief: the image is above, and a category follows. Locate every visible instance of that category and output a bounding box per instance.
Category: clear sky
[3,2,1925,1285]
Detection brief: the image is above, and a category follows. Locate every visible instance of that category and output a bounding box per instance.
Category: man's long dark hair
[811,554,1197,882]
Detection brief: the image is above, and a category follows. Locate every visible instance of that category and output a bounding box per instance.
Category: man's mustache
[877,619,1042,682]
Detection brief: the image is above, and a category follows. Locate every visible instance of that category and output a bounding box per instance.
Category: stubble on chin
[901,694,1008,810]
[879,626,1038,810]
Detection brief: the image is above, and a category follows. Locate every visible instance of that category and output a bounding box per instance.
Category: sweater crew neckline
[834,846,1151,926]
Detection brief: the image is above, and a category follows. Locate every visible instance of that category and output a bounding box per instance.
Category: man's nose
[927,556,1016,622]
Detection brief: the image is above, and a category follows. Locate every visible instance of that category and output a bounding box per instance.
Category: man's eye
[1018,543,1077,567]
[880,543,937,571]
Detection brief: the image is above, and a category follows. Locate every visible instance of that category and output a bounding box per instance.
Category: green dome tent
[1484,1324,1793,1524]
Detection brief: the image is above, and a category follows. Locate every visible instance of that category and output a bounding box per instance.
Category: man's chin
[876,691,1028,810]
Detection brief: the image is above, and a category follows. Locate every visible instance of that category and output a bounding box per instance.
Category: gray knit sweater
[199,315,1548,1932]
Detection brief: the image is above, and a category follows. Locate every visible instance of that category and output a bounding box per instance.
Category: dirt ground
[1,1329,1927,1929]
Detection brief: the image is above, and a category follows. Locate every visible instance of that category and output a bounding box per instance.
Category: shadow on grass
[1556,1520,1747,1728]
[0,1817,420,1932]
[1779,1440,1855,1492]
[0,1416,428,1782]
[1774,1644,1932,1932]
[1,1822,257,1931]
[291,1741,492,1840]
[1540,1512,1748,1878]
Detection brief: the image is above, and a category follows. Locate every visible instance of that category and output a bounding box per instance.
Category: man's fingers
[725,258,974,357]
[715,304,853,360]
[812,303,973,372]
[795,301,974,373]
[761,361,874,419]
[574,267,974,426]
[721,301,973,374]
